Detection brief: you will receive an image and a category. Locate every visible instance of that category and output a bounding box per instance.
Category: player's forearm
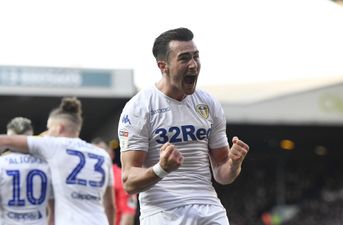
[122,166,162,194]
[212,159,242,185]
[0,135,29,153]
[105,204,115,225]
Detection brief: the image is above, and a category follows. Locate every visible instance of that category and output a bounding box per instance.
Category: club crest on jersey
[195,104,209,119]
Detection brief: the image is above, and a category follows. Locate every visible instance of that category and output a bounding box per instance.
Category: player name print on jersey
[5,155,45,164]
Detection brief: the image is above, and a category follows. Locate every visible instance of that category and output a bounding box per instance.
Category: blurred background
[0,0,342,224]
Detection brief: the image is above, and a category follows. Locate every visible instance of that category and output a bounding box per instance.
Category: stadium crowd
[212,148,343,225]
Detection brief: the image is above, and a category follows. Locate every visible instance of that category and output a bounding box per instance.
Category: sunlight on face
[165,40,200,99]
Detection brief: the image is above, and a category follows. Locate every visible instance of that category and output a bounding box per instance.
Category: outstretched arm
[121,142,183,194]
[0,135,29,154]
[209,136,249,185]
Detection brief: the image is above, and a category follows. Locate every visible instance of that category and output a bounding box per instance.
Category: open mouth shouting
[184,75,197,85]
[183,75,198,94]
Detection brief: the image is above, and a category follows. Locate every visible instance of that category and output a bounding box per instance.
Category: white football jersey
[118,86,229,218]
[27,136,114,225]
[0,152,52,225]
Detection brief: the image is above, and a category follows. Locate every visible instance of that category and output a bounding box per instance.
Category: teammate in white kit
[0,97,115,225]
[0,117,54,225]
[118,27,250,225]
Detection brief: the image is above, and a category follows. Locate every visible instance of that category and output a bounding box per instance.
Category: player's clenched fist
[229,136,249,165]
[159,142,184,172]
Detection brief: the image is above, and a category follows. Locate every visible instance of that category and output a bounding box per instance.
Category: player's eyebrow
[178,50,199,59]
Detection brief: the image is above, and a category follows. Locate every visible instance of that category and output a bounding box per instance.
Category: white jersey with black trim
[118,86,229,218]
[27,136,114,225]
[0,152,52,225]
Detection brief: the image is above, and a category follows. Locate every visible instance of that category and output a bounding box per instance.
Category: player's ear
[57,124,64,135]
[157,60,168,74]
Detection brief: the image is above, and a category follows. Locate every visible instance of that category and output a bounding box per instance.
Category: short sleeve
[27,136,59,160]
[208,96,229,149]
[118,97,150,152]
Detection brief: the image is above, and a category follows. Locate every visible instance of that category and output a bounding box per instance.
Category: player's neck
[155,80,186,101]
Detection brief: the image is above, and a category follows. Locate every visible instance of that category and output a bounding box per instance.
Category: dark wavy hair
[152,27,194,61]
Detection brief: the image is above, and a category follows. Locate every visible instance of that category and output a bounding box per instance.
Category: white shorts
[140,204,230,225]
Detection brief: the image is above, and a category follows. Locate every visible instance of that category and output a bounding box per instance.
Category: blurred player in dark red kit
[92,138,137,225]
